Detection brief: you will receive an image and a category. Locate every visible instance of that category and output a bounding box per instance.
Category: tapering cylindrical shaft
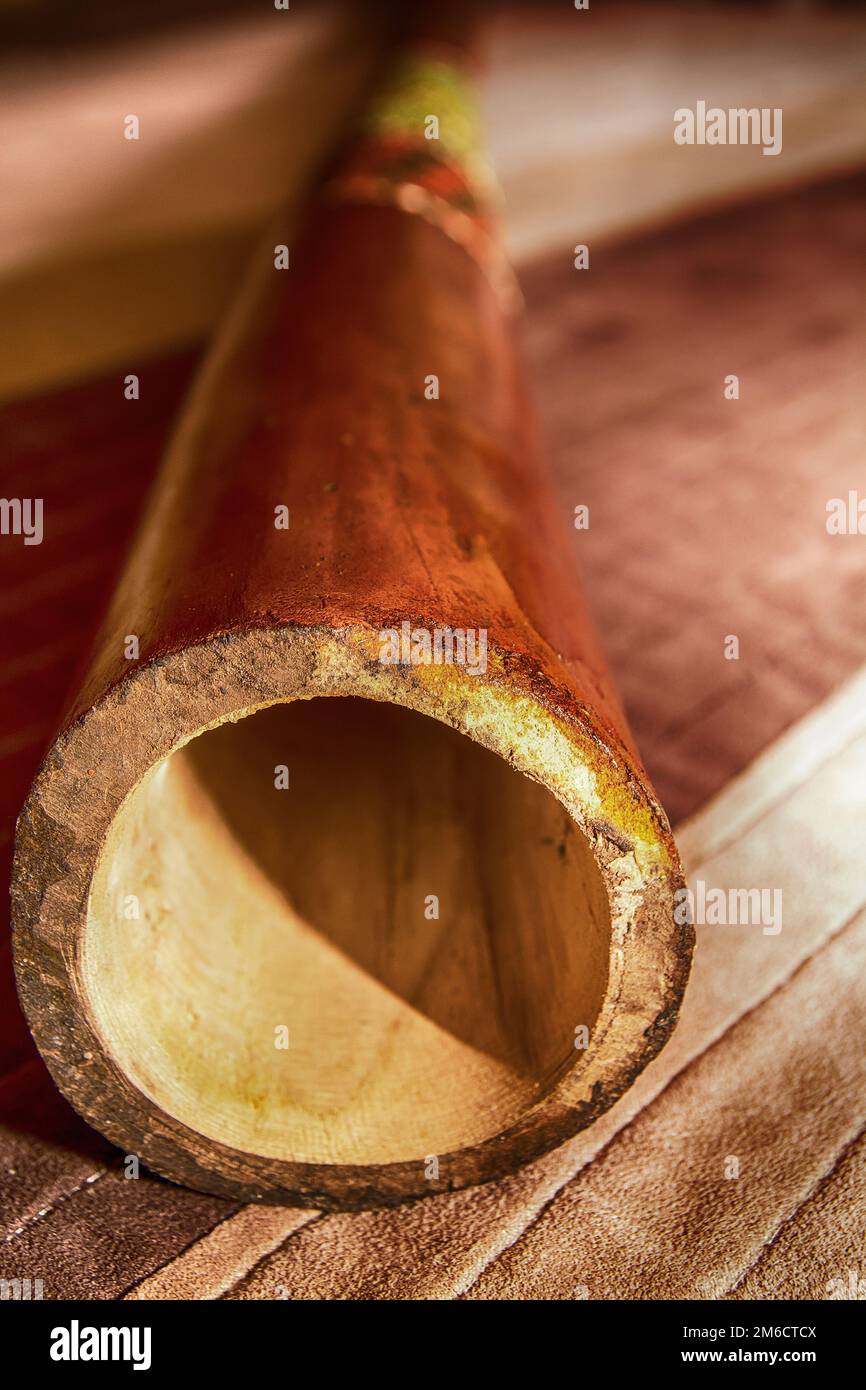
[12,36,691,1209]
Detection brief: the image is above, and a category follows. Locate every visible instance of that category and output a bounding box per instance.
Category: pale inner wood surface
[84,697,611,1166]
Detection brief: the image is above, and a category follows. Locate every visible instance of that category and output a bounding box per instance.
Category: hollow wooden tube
[12,47,693,1210]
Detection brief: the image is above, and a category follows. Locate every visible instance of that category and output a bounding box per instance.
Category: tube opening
[83,696,611,1165]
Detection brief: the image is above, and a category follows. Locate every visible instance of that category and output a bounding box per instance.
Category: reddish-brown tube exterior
[69,199,624,741]
[11,42,692,1209]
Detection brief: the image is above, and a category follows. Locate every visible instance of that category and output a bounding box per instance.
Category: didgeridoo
[12,32,693,1210]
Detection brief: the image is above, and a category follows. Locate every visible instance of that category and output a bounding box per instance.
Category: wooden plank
[0,3,378,396]
[485,2,866,260]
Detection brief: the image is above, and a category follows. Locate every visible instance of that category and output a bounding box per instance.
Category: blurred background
[2,0,865,392]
